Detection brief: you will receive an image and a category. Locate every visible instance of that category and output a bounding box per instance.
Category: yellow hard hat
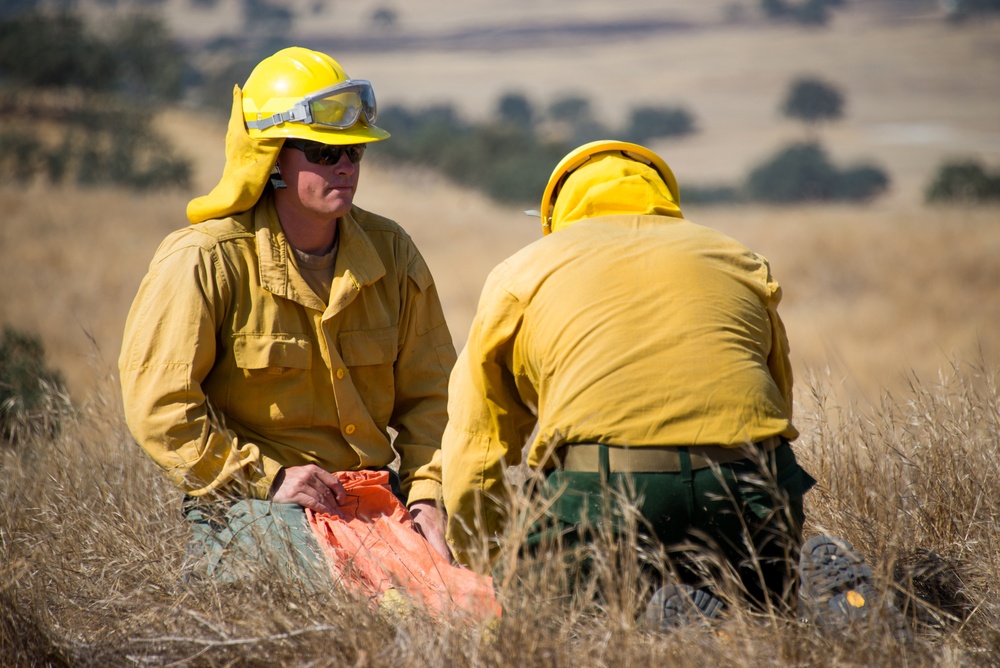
[538,140,679,234]
[242,46,390,145]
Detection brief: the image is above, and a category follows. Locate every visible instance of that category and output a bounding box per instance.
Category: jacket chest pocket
[228,335,315,427]
[339,327,398,424]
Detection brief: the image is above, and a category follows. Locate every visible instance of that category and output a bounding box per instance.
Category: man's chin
[323,193,354,216]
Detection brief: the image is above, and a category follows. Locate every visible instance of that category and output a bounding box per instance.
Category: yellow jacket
[119,191,456,504]
[442,153,796,563]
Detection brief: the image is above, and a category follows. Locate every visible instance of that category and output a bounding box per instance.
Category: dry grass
[2,360,999,666]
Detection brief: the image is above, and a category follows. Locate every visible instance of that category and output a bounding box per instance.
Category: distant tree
[548,95,592,124]
[760,0,842,25]
[0,13,115,91]
[0,0,43,20]
[781,76,844,134]
[0,12,193,190]
[944,0,1000,19]
[623,105,695,143]
[371,7,398,29]
[925,160,1000,203]
[795,0,831,25]
[761,0,788,17]
[496,92,534,128]
[747,142,838,202]
[834,164,890,201]
[243,0,292,37]
[747,141,888,203]
[544,94,610,144]
[110,15,186,100]
[723,2,749,23]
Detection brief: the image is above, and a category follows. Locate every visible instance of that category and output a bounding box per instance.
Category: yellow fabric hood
[550,153,683,234]
[186,85,284,225]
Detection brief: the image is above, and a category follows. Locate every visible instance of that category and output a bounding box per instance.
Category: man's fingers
[272,465,346,514]
[296,485,339,515]
[408,502,454,563]
[313,469,348,504]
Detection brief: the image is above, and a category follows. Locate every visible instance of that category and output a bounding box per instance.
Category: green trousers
[183,498,329,586]
[182,470,406,586]
[524,441,816,606]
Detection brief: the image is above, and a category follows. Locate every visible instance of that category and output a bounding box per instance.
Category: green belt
[556,436,783,474]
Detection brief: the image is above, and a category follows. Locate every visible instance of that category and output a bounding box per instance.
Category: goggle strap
[246,103,310,131]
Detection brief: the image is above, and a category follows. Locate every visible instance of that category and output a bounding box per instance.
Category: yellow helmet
[538,140,679,234]
[242,46,390,145]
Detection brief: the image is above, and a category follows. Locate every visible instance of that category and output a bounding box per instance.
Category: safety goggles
[284,139,366,165]
[247,80,377,132]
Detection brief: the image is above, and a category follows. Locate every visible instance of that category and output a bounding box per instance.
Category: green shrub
[243,0,292,36]
[747,142,889,203]
[0,326,70,447]
[0,12,114,91]
[547,95,592,124]
[945,0,1000,19]
[496,92,535,129]
[0,11,193,190]
[925,160,1000,203]
[0,131,44,182]
[781,77,844,128]
[834,165,889,201]
[0,12,186,99]
[0,103,191,191]
[747,142,837,202]
[370,7,398,29]
[375,93,703,204]
[623,105,695,143]
[759,0,843,25]
[681,184,746,205]
[110,14,187,101]
[374,103,569,203]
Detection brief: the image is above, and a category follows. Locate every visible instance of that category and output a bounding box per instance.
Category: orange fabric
[307,470,500,622]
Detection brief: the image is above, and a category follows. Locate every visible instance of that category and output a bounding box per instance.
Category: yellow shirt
[119,192,456,504]
[442,155,796,562]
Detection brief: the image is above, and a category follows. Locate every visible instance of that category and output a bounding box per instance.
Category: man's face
[274,144,361,223]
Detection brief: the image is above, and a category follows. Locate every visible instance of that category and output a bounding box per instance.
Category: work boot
[798,534,910,641]
[645,583,724,630]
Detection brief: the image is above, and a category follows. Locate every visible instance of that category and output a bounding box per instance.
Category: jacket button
[344,424,356,435]
[336,368,346,379]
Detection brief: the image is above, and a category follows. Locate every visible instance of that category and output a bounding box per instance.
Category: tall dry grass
[2,356,998,666]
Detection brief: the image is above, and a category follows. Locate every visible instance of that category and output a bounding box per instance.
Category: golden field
[4,0,999,403]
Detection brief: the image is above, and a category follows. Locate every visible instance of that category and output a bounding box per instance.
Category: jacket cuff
[249,457,285,500]
[406,479,443,507]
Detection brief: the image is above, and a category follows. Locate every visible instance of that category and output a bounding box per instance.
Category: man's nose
[332,154,357,174]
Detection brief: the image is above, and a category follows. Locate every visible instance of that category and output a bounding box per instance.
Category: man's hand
[408,500,453,563]
[270,464,347,515]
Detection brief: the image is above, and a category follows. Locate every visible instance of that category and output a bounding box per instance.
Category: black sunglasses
[284,139,366,165]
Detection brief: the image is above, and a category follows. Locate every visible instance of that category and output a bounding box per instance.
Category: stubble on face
[272,146,362,254]
[275,146,360,224]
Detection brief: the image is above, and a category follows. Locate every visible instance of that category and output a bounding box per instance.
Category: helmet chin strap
[269,162,287,189]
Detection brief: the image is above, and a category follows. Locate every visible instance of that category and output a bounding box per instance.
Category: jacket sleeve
[391,247,457,506]
[441,263,538,567]
[118,233,280,499]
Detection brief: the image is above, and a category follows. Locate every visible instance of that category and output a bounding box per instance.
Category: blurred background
[1,0,998,415]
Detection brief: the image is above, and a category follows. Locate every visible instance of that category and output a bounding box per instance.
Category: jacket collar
[254,191,386,314]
